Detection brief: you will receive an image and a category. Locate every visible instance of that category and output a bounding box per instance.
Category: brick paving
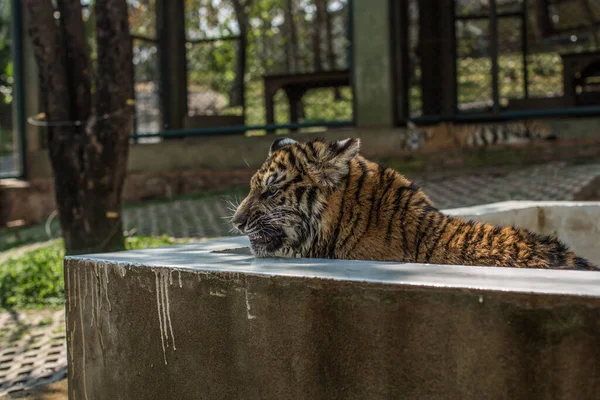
[415,161,600,209]
[2,160,600,396]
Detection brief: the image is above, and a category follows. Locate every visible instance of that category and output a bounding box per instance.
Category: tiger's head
[522,120,558,141]
[231,137,361,258]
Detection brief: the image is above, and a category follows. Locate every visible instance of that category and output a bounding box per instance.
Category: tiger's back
[324,155,594,270]
[404,120,557,152]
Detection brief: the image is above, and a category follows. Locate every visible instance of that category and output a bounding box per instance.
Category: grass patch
[0,235,185,310]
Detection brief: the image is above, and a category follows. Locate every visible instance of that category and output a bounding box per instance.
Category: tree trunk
[57,0,91,123]
[24,0,133,255]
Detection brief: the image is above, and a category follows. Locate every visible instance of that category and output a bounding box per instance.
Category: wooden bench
[262,69,350,131]
[506,51,600,111]
[561,51,600,106]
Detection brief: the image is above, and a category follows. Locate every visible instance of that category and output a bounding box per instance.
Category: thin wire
[26,99,136,128]
[45,209,58,239]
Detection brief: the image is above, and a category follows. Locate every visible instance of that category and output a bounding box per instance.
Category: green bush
[0,235,180,309]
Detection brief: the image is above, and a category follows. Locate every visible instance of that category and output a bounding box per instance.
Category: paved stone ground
[2,160,600,397]
[0,310,66,398]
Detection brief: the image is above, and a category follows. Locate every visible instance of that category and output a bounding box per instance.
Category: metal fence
[0,0,21,179]
[9,1,600,180]
[128,0,353,140]
[3,0,353,179]
[408,0,600,123]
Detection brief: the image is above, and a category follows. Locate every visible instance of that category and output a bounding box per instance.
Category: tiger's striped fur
[403,120,557,152]
[232,137,597,270]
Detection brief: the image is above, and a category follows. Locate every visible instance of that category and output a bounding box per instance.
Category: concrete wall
[352,0,394,127]
[26,117,600,180]
[65,236,600,400]
[27,127,408,179]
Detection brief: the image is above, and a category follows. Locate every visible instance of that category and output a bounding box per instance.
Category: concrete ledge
[66,236,600,400]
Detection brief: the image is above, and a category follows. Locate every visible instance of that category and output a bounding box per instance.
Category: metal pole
[391,0,409,125]
[348,0,355,125]
[10,0,27,179]
[490,0,500,113]
[129,120,354,139]
[131,38,138,143]
[156,0,170,130]
[522,0,529,99]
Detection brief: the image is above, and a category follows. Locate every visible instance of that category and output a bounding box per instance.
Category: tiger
[231,137,598,271]
[402,120,558,152]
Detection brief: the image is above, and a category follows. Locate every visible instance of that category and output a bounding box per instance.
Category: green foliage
[0,243,65,309]
[241,79,352,128]
[0,235,181,309]
[0,0,12,106]
[456,53,563,108]
[179,0,351,121]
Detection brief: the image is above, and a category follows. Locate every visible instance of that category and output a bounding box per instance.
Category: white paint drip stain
[210,289,227,297]
[77,269,90,400]
[154,269,177,364]
[155,272,167,365]
[84,269,89,300]
[90,268,95,327]
[69,322,76,380]
[103,267,111,311]
[178,271,182,288]
[67,267,72,312]
[244,278,256,320]
[160,274,169,346]
[68,267,75,381]
[163,273,176,350]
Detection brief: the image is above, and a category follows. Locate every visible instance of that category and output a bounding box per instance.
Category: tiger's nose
[232,212,248,232]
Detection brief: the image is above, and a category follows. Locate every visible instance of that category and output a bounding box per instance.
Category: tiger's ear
[269,137,297,156]
[311,138,361,188]
[327,138,361,161]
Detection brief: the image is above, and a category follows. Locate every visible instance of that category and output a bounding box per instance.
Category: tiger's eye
[266,186,279,198]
